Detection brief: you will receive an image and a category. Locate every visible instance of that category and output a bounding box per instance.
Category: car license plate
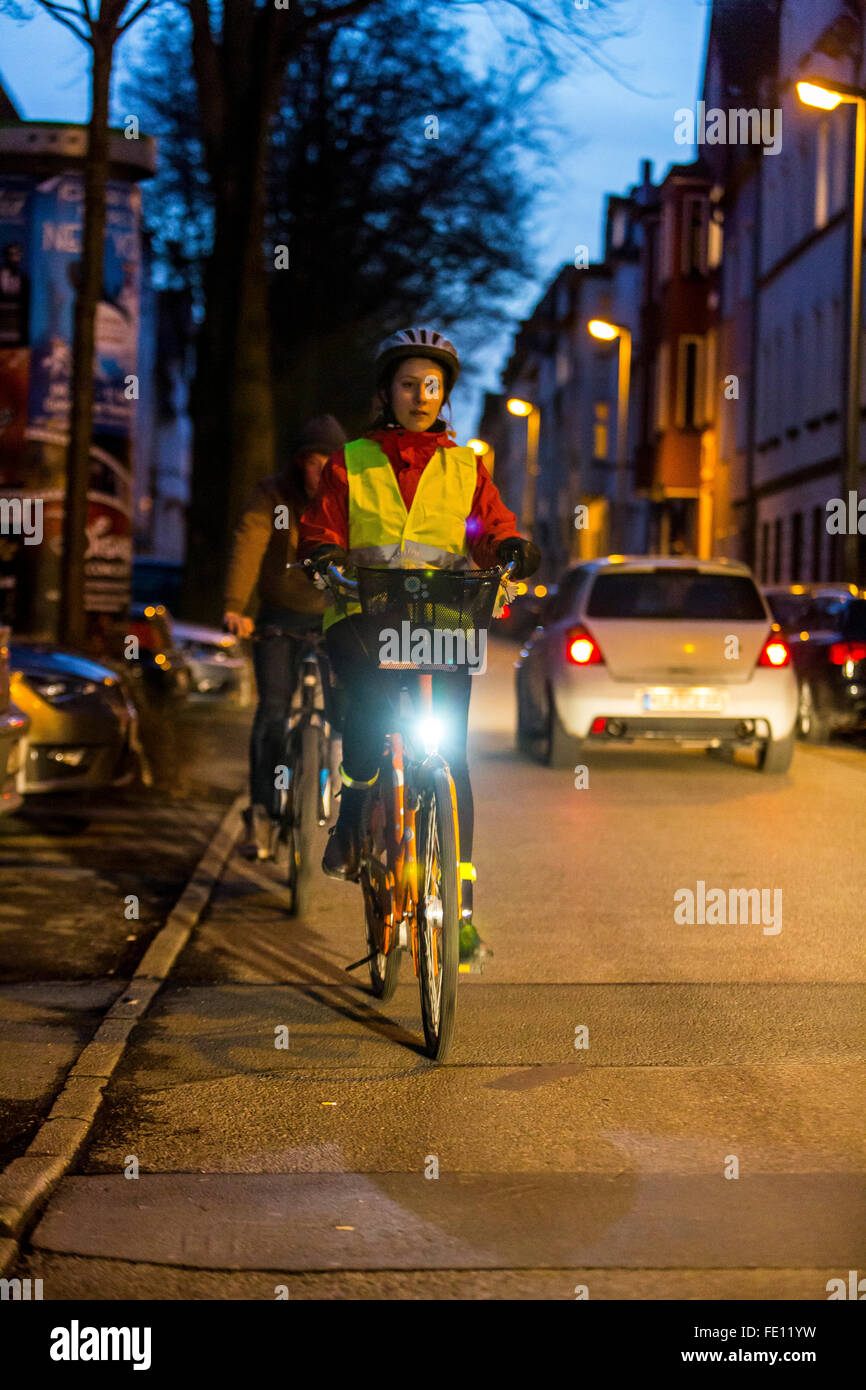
[642,687,727,713]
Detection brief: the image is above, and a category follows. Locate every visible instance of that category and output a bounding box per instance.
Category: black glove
[496,536,540,581]
[306,544,348,579]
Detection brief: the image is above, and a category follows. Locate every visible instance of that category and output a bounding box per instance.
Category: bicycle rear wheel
[287,722,319,917]
[416,764,460,1062]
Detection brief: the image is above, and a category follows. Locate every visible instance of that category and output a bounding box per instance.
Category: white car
[515,556,798,773]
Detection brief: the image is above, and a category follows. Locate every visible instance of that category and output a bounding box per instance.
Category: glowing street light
[796,81,843,111]
[798,75,866,583]
[588,319,620,342]
[506,397,533,417]
[466,438,489,456]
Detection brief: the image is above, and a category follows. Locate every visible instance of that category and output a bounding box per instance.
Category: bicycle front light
[416,716,444,754]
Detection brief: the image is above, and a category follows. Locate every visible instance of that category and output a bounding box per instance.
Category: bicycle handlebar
[288,557,517,589]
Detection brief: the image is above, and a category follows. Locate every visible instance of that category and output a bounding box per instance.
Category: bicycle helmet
[374,328,461,392]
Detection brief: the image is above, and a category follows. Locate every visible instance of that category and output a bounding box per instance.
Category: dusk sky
[0,0,710,432]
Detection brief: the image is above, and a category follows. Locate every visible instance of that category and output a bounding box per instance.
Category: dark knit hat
[289,414,347,460]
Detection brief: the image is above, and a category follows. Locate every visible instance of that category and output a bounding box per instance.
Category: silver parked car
[515,556,798,773]
[170,620,251,700]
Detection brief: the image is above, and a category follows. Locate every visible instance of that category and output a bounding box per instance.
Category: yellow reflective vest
[323,437,477,631]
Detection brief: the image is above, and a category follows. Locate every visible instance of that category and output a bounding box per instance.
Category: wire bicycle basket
[353,566,503,672]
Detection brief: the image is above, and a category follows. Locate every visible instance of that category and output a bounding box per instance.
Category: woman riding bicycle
[299,327,539,963]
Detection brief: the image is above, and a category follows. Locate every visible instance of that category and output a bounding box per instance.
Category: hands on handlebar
[290,557,517,590]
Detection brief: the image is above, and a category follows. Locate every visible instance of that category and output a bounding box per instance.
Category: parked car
[171,620,250,698]
[762,583,860,635]
[516,556,798,772]
[762,587,866,742]
[126,603,191,700]
[9,643,140,795]
[0,626,28,815]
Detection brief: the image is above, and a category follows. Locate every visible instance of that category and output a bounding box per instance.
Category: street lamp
[588,319,632,547]
[466,438,489,455]
[798,76,865,584]
[507,397,540,533]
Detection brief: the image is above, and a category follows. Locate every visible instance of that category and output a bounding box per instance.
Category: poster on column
[0,175,35,624]
[26,174,138,618]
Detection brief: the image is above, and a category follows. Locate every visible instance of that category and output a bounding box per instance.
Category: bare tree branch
[36,0,91,40]
[117,0,152,35]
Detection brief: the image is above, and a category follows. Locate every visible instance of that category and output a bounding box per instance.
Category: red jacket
[298,427,520,568]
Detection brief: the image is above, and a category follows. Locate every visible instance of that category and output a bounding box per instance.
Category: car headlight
[26,675,98,704]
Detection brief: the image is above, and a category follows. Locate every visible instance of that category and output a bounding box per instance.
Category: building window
[790,511,803,583]
[815,119,829,229]
[773,517,783,584]
[791,316,803,425]
[611,208,627,248]
[593,401,609,460]
[676,335,705,428]
[707,208,723,268]
[660,201,675,283]
[812,305,824,417]
[812,504,823,581]
[703,329,717,425]
[761,521,770,584]
[682,195,707,275]
[655,342,670,431]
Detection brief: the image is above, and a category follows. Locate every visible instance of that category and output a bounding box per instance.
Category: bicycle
[253,624,341,916]
[316,560,514,1062]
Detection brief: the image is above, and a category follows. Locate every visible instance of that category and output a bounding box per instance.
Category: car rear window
[585,570,767,620]
[842,599,866,640]
[766,593,810,629]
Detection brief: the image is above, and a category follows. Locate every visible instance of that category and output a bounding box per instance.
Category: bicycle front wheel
[416,764,461,1063]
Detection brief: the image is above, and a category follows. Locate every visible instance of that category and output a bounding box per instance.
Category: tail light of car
[829,641,866,665]
[757,633,791,667]
[565,626,603,666]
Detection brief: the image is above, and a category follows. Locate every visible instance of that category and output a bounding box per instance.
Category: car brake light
[757,634,791,667]
[829,641,866,665]
[566,626,603,665]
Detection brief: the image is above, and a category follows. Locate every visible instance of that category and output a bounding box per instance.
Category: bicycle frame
[374,676,461,979]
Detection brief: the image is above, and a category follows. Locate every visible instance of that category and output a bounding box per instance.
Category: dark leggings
[250,609,333,818]
[325,614,474,863]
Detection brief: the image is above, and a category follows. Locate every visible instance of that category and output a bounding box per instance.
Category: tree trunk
[58,34,113,650]
[182,78,276,622]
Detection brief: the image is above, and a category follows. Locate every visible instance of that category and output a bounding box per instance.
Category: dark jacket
[224,470,325,616]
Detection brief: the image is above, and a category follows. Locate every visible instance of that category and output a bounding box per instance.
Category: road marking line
[0,793,245,1270]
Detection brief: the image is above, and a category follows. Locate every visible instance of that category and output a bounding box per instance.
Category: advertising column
[0,123,154,642]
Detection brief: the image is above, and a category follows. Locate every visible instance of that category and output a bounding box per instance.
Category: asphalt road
[5,641,866,1299]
